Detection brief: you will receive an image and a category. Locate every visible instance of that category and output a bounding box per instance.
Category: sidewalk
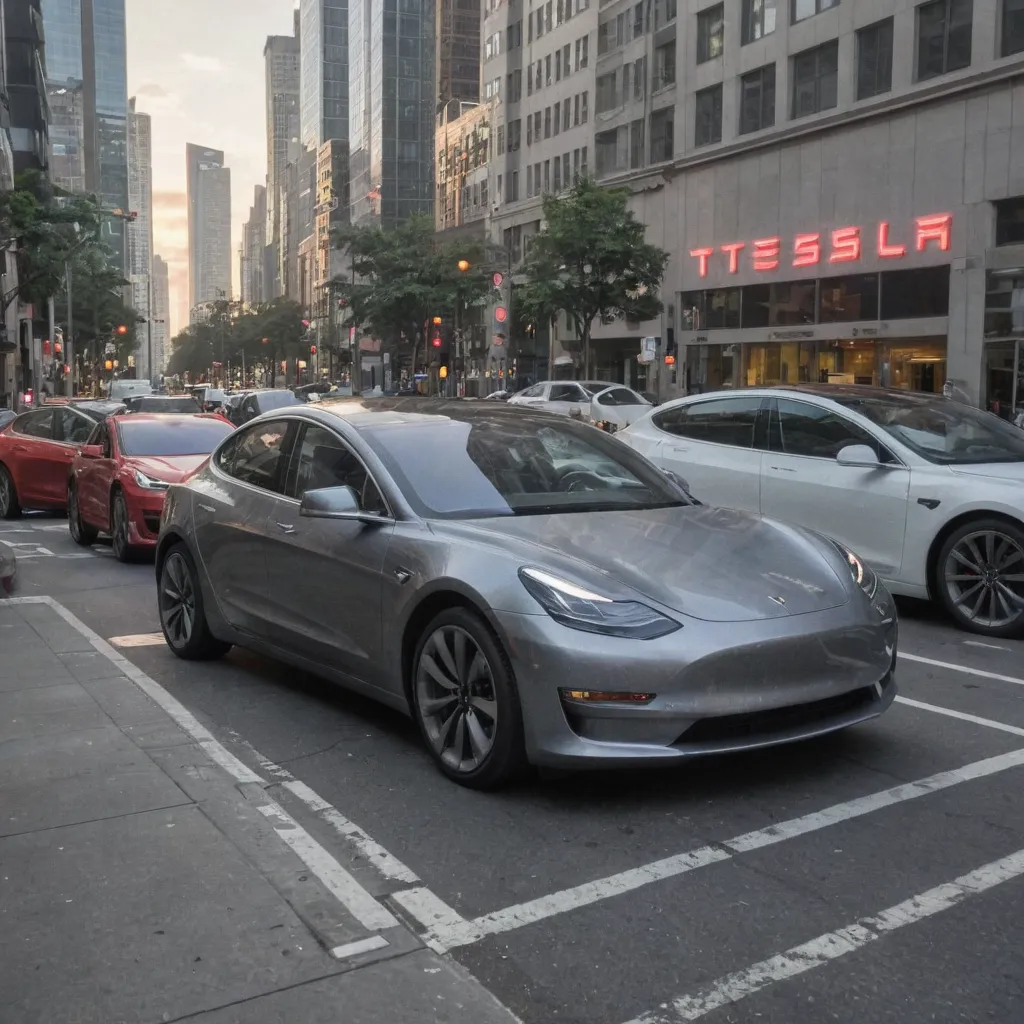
[0,598,520,1024]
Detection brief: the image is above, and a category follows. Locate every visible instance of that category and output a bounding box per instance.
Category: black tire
[0,464,21,519]
[936,517,1024,638]
[158,543,231,660]
[110,491,134,563]
[410,606,527,790]
[68,482,98,546]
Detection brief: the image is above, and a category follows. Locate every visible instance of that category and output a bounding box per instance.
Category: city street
[5,514,1024,1024]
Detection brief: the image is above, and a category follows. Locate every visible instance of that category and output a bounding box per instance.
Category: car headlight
[134,469,170,491]
[832,542,877,598]
[518,567,681,640]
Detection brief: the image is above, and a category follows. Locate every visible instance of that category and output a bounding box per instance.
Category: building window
[857,18,894,99]
[995,196,1024,245]
[917,0,973,81]
[653,0,678,29]
[1004,0,1024,55]
[650,107,674,162]
[819,274,879,322]
[553,156,562,191]
[630,119,645,168]
[597,71,618,113]
[634,57,647,99]
[634,1,645,36]
[697,4,725,63]
[694,85,722,147]
[544,106,552,137]
[881,266,951,319]
[553,99,562,134]
[653,42,676,89]
[741,0,776,43]
[792,0,838,24]
[545,54,552,85]
[739,64,775,134]
[792,41,838,119]
[563,101,571,130]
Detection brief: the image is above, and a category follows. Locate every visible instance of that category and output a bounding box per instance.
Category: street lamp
[457,259,470,272]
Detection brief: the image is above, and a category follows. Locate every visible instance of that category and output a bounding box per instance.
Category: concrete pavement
[0,597,521,1024]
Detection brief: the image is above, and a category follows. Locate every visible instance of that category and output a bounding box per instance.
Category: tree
[514,178,670,375]
[331,213,491,373]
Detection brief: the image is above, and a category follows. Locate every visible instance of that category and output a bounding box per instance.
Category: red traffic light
[494,306,508,324]
[431,336,442,348]
[54,341,62,355]
[492,272,504,288]
[116,324,128,335]
[310,345,317,355]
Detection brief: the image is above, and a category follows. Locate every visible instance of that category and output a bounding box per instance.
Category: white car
[618,385,1024,638]
[509,380,651,428]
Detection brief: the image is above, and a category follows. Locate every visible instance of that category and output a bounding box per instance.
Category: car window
[653,397,762,448]
[13,410,54,439]
[118,418,234,456]
[284,424,386,512]
[598,388,642,407]
[770,399,893,461]
[518,384,545,398]
[55,408,94,444]
[549,384,584,403]
[226,420,292,493]
[257,390,302,412]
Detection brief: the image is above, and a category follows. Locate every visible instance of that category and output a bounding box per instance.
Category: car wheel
[938,518,1024,638]
[68,483,98,546]
[411,607,526,789]
[158,544,231,660]
[110,492,134,563]
[0,465,21,519]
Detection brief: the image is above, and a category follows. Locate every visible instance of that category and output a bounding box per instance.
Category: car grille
[142,512,161,535]
[674,680,886,747]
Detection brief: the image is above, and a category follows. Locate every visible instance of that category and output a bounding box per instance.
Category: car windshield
[832,394,1024,465]
[258,391,302,410]
[131,397,201,413]
[118,419,234,457]
[361,415,689,519]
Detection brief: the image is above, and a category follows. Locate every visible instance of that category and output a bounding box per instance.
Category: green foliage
[331,213,492,357]
[514,178,669,350]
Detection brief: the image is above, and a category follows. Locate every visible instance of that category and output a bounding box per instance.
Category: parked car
[0,410,16,431]
[107,380,154,403]
[154,398,897,789]
[124,394,202,414]
[69,413,235,561]
[619,384,1024,637]
[0,401,126,518]
[508,380,651,428]
[233,388,304,425]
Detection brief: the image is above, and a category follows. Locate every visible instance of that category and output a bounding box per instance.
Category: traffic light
[431,336,442,348]
[432,316,443,326]
[494,306,508,324]
[116,324,128,336]
[310,345,317,355]
[457,259,470,272]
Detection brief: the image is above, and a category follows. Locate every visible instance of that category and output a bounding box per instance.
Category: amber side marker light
[560,689,655,705]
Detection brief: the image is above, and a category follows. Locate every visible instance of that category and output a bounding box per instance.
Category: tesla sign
[688,213,952,278]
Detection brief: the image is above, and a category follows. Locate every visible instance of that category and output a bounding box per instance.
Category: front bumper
[124,489,167,547]
[496,588,898,768]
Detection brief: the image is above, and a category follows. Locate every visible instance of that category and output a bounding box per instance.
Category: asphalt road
[5,513,1024,1024]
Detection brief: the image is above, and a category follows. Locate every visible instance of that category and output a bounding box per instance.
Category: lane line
[899,651,1024,688]
[418,747,1024,950]
[963,640,1012,652]
[622,846,1024,1023]
[257,803,400,931]
[329,934,389,960]
[896,695,1024,738]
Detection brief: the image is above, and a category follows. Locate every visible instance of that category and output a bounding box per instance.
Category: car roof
[110,412,224,423]
[679,384,943,407]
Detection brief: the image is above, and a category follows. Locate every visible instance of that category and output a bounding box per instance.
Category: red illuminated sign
[689,214,952,278]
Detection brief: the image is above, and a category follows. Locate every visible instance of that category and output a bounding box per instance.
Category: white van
[107,379,154,403]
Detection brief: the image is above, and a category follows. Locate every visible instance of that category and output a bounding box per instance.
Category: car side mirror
[299,485,389,524]
[836,443,881,468]
[663,469,701,504]
[79,444,104,459]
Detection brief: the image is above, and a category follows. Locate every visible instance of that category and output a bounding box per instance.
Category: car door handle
[11,444,27,452]
[768,465,796,473]
[198,503,216,513]
[275,522,296,534]
[669,445,690,453]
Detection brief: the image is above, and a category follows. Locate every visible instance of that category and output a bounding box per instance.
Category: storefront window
[881,266,950,319]
[705,287,741,329]
[741,281,816,327]
[744,341,815,385]
[886,338,947,393]
[819,274,879,322]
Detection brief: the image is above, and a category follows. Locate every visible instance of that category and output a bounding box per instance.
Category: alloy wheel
[944,529,1024,630]
[160,552,196,649]
[69,489,82,541]
[415,625,498,773]
[0,472,9,517]
[112,497,128,559]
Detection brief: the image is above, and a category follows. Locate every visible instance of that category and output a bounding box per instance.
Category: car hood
[125,454,209,482]
[449,505,851,622]
[947,462,1024,484]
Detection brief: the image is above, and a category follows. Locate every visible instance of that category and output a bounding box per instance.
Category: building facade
[185,144,231,315]
[436,100,490,234]
[151,254,169,374]
[6,0,49,174]
[300,0,348,152]
[241,183,267,306]
[437,0,482,105]
[349,0,436,227]
[265,18,301,299]
[127,97,153,377]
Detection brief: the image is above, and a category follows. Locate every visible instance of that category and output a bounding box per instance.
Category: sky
[125,0,298,336]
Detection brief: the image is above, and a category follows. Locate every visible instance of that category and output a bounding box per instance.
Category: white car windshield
[833,393,1024,465]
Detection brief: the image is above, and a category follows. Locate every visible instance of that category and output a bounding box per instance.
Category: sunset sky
[125,0,298,336]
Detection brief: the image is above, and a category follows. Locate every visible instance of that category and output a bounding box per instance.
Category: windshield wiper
[512,499,686,516]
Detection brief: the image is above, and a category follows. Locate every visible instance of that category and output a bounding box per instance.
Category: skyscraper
[349,0,434,227]
[241,184,267,306]
[264,17,300,299]
[185,144,231,316]
[436,0,481,106]
[127,97,153,376]
[150,254,169,374]
[299,0,347,152]
[41,0,130,272]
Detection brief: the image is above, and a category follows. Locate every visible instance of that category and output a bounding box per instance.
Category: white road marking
[329,934,389,960]
[108,632,166,648]
[282,779,420,884]
[963,639,1012,652]
[258,803,400,931]
[623,847,1024,1023]
[899,651,1024,688]
[896,695,1024,738]
[412,746,1024,950]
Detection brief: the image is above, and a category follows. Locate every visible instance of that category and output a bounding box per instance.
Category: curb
[0,540,15,594]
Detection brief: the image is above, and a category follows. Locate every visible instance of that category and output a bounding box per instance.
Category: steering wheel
[560,470,608,493]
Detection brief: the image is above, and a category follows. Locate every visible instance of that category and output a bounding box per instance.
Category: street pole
[64,262,74,397]
[146,275,153,386]
[47,295,55,398]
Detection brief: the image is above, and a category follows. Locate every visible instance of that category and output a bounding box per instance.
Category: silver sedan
[155,399,898,789]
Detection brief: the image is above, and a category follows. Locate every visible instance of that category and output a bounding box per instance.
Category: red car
[0,401,126,518]
[69,413,235,561]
